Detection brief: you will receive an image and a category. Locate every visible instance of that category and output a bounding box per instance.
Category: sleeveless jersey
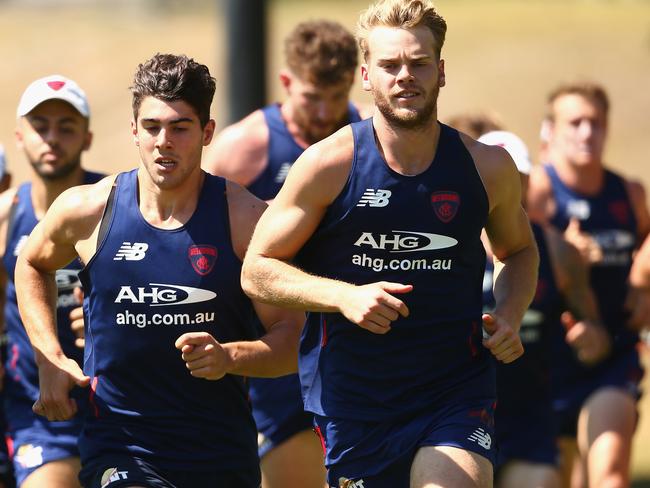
[247,103,362,200]
[295,119,492,421]
[545,165,638,354]
[77,170,259,472]
[248,103,362,444]
[3,171,103,431]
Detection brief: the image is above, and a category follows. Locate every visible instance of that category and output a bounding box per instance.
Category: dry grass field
[0,0,649,484]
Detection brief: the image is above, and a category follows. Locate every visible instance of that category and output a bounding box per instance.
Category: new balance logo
[339,477,365,488]
[357,189,391,207]
[100,467,129,487]
[274,162,292,183]
[468,428,492,450]
[114,242,149,261]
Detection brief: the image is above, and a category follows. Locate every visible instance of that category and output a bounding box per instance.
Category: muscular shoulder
[225,180,268,261]
[203,109,269,185]
[623,177,650,238]
[461,133,519,212]
[46,175,117,244]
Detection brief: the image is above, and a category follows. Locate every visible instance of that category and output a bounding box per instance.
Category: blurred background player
[477,128,609,488]
[528,81,650,488]
[0,76,103,488]
[0,145,15,488]
[204,19,368,488]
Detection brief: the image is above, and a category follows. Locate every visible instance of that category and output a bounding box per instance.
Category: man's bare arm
[470,139,539,362]
[241,127,411,335]
[15,179,112,420]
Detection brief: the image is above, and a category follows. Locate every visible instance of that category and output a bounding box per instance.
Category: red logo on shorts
[47,81,66,91]
[431,191,460,223]
[188,245,217,276]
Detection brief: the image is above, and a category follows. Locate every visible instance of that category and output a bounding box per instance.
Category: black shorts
[80,453,260,488]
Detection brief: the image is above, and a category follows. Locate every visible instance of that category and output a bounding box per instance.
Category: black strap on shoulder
[96,179,118,248]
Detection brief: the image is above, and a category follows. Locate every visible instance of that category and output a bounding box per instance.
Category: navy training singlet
[78,170,259,473]
[247,103,362,200]
[545,165,638,354]
[3,171,104,431]
[249,103,362,452]
[295,119,493,421]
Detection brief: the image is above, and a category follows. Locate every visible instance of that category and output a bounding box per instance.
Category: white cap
[0,144,6,178]
[16,75,90,118]
[478,130,532,175]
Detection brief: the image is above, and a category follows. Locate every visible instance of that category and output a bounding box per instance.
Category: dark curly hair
[131,53,216,127]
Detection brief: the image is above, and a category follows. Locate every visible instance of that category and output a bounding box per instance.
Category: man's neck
[31,166,86,219]
[372,111,440,176]
[551,156,605,196]
[279,101,313,149]
[136,166,205,229]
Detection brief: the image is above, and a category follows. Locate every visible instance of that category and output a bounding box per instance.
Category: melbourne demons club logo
[188,245,217,276]
[431,191,460,223]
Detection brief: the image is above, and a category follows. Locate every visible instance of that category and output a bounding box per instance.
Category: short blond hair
[357,0,447,61]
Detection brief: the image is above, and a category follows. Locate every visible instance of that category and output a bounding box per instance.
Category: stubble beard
[373,86,438,131]
[30,153,82,181]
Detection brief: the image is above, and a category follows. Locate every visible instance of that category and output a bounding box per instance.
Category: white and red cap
[16,75,90,118]
[478,130,532,175]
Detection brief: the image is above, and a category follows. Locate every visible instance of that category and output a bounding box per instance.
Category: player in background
[1,75,103,488]
[205,19,368,488]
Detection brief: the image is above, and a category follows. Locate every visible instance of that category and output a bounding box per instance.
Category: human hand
[339,282,412,334]
[69,287,85,348]
[175,332,232,380]
[624,286,650,332]
[33,353,90,421]
[482,313,523,363]
[564,218,603,264]
[561,311,610,365]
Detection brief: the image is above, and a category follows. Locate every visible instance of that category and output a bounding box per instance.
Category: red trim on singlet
[313,425,327,456]
[89,376,99,418]
[5,435,14,458]
[469,321,479,357]
[321,318,328,347]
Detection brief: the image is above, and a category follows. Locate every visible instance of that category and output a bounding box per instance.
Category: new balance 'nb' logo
[357,189,392,207]
[114,242,149,261]
[467,428,492,450]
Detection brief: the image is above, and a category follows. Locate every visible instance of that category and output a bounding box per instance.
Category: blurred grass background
[0,0,648,484]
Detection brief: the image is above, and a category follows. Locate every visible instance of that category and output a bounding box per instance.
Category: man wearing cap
[0,75,103,488]
[479,129,609,488]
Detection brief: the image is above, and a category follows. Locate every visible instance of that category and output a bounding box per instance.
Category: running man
[528,81,650,488]
[1,75,103,488]
[205,19,366,488]
[14,54,304,488]
[241,1,539,486]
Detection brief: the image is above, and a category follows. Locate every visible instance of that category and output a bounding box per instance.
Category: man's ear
[131,119,139,146]
[361,64,371,92]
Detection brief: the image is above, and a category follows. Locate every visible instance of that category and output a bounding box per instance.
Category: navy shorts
[250,374,313,458]
[79,454,260,488]
[495,403,558,467]
[314,399,497,488]
[8,417,81,486]
[553,349,644,438]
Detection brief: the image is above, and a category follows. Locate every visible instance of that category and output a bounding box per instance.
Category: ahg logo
[114,284,216,307]
[354,230,457,253]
